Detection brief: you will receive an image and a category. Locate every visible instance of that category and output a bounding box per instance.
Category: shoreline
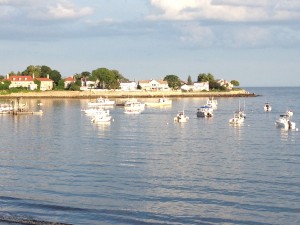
[0,89,257,99]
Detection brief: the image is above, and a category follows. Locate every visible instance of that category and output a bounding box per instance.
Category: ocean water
[0,87,299,225]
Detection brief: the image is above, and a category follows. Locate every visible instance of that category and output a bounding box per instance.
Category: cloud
[0,0,93,21]
[148,0,300,22]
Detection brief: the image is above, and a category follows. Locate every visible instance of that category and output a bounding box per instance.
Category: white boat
[264,102,272,112]
[124,99,145,114]
[0,103,13,114]
[91,110,112,123]
[286,110,293,117]
[81,107,107,116]
[145,97,172,107]
[275,114,296,129]
[229,112,244,125]
[174,110,189,123]
[88,97,115,107]
[196,105,213,118]
[206,97,218,109]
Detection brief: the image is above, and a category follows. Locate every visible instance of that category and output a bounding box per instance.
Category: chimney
[47,74,49,79]
[32,73,35,79]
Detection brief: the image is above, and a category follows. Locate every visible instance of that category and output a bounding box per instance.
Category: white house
[120,81,137,91]
[80,77,97,90]
[35,76,54,91]
[216,79,233,90]
[181,82,209,91]
[139,79,170,91]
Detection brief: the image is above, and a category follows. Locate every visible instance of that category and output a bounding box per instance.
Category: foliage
[40,65,52,78]
[68,83,81,91]
[34,80,41,90]
[49,70,62,86]
[55,80,65,90]
[163,75,181,90]
[22,65,41,77]
[230,80,240,86]
[0,80,11,90]
[187,75,193,85]
[91,68,121,89]
[197,73,215,83]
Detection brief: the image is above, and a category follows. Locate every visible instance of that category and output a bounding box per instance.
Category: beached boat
[174,110,189,123]
[91,110,112,123]
[145,97,172,107]
[229,112,244,125]
[196,105,213,118]
[264,102,272,112]
[275,114,296,129]
[88,97,115,107]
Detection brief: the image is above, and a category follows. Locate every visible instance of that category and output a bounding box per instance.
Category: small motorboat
[196,105,213,118]
[275,114,296,130]
[264,103,272,112]
[286,110,293,117]
[174,110,189,123]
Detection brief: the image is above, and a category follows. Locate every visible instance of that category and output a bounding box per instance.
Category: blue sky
[1,0,300,87]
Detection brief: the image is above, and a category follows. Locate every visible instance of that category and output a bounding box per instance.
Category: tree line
[0,65,240,91]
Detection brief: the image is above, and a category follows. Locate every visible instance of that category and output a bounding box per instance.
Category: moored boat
[88,97,115,107]
[264,102,272,112]
[275,114,296,130]
[229,112,244,125]
[91,109,112,123]
[196,105,213,118]
[174,110,189,123]
[145,97,172,107]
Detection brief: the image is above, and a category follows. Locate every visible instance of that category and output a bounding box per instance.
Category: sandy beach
[0,89,256,99]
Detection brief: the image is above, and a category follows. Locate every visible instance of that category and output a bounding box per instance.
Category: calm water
[0,87,299,225]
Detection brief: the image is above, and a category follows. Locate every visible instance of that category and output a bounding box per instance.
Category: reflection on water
[1,89,300,225]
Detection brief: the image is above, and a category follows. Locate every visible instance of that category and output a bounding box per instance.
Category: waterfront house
[181,81,209,92]
[120,81,137,91]
[64,76,75,89]
[35,75,54,91]
[5,75,37,90]
[5,74,54,91]
[138,79,170,91]
[216,79,233,90]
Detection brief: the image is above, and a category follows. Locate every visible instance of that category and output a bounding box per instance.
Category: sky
[1,0,300,87]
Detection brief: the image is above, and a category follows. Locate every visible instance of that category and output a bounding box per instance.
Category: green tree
[22,65,41,77]
[34,80,41,90]
[92,68,120,89]
[49,70,62,86]
[163,75,181,90]
[40,65,52,78]
[187,75,193,85]
[0,80,11,90]
[230,80,240,87]
[197,73,215,83]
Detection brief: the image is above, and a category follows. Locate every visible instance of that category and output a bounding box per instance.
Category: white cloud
[148,0,300,22]
[0,0,93,21]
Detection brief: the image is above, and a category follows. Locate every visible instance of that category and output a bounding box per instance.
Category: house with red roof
[64,76,75,89]
[5,74,54,90]
[35,76,54,91]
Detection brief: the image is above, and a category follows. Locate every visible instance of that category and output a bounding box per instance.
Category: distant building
[120,81,137,91]
[5,75,36,90]
[35,75,54,91]
[5,74,54,90]
[64,76,75,89]
[80,77,97,90]
[215,79,233,90]
[139,79,170,91]
[181,81,209,91]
